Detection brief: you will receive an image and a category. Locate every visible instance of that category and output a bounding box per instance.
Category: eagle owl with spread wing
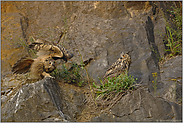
[12,36,73,79]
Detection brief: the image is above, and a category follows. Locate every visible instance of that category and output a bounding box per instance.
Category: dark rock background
[1,1,182,122]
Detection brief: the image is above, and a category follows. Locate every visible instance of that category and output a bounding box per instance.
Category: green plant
[164,6,182,56]
[152,72,158,95]
[78,80,85,87]
[178,99,182,104]
[52,62,85,87]
[75,45,97,105]
[159,56,166,63]
[93,71,137,100]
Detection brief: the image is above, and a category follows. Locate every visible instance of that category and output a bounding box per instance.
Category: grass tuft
[93,70,137,100]
[52,62,85,87]
[164,6,182,56]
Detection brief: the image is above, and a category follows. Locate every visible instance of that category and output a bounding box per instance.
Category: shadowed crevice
[145,16,160,70]
[43,77,72,122]
[19,13,29,43]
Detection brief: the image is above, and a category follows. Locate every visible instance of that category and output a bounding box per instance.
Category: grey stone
[91,89,182,122]
[1,78,59,122]
[1,77,86,122]
[158,56,182,103]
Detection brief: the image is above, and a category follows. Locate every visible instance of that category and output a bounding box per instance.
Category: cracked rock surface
[91,89,182,122]
[1,77,86,122]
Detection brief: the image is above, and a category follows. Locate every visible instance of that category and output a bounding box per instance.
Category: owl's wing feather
[29,38,73,62]
[34,39,53,45]
[104,60,126,79]
[12,57,34,74]
[103,53,131,79]
[106,58,122,71]
[29,39,64,58]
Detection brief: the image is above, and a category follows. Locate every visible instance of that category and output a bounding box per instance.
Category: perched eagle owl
[103,52,131,79]
[29,38,74,62]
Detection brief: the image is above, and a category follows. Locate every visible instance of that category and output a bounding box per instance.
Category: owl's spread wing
[12,57,34,74]
[29,38,73,62]
[29,39,63,58]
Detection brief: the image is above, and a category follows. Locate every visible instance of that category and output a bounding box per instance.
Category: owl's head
[120,52,131,63]
[44,56,56,73]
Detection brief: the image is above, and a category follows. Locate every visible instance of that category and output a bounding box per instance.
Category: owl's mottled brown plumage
[103,52,131,79]
[12,56,34,74]
[12,36,74,79]
[12,55,56,79]
[29,38,73,62]
[30,55,56,79]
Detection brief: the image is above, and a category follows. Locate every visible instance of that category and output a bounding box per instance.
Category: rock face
[159,56,182,103]
[1,78,61,122]
[1,1,182,122]
[91,89,182,122]
[1,77,86,122]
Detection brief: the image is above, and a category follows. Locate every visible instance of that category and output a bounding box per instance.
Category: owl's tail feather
[29,42,45,51]
[12,57,34,74]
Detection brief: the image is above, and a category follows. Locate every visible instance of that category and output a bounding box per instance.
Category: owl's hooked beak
[62,57,68,63]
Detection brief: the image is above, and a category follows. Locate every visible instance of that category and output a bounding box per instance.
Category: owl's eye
[46,59,48,61]
[123,55,125,57]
